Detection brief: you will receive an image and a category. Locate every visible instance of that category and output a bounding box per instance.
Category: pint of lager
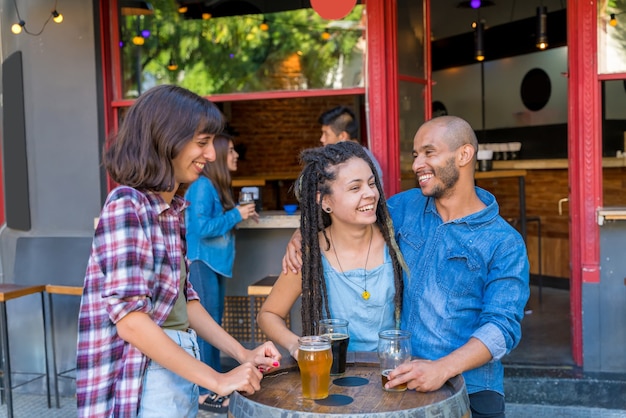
[297,335,332,399]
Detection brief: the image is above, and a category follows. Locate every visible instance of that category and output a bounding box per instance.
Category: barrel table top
[228,352,470,418]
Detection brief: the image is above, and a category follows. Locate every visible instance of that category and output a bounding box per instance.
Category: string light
[11,0,64,36]
[132,34,145,45]
[321,30,331,40]
[11,20,25,34]
[202,12,212,20]
[610,13,618,27]
[52,10,63,23]
[259,20,269,31]
[167,57,178,71]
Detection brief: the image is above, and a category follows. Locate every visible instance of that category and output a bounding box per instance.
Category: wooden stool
[0,284,50,418]
[247,275,287,346]
[45,284,83,408]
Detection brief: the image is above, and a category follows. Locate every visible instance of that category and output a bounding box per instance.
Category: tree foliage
[119,0,365,98]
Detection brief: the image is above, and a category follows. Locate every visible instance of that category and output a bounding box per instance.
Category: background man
[318,105,383,180]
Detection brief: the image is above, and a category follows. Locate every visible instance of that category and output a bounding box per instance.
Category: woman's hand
[243,341,282,373]
[216,363,264,396]
[237,203,258,222]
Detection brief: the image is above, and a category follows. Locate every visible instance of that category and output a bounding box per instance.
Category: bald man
[385,116,529,418]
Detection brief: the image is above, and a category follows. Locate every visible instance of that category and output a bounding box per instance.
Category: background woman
[257,141,405,359]
[185,133,258,410]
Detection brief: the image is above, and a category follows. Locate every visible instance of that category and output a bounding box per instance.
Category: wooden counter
[238,210,300,229]
[492,156,626,170]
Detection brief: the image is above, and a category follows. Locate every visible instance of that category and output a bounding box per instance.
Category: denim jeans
[189,260,226,395]
[469,390,505,418]
[137,328,200,418]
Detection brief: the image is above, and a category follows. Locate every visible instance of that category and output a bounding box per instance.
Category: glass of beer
[238,191,255,206]
[318,319,350,375]
[378,329,411,392]
[297,335,333,399]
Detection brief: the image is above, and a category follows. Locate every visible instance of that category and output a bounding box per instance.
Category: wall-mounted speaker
[2,51,31,230]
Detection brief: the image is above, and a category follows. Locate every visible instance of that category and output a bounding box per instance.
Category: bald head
[420,116,478,155]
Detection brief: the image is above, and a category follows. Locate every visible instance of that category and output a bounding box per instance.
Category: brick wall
[227,95,362,209]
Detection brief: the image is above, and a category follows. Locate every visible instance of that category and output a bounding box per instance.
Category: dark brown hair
[294,141,405,336]
[104,84,224,191]
[203,133,236,211]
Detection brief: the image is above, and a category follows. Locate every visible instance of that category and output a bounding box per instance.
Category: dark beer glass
[318,319,350,375]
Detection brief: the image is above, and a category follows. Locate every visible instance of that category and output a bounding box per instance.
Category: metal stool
[508,216,543,304]
[0,284,51,418]
[45,284,83,408]
[527,216,543,304]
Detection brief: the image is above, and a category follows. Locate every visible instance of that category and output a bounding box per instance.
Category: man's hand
[386,359,449,393]
[281,228,303,274]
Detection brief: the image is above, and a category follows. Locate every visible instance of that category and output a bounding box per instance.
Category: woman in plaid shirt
[76,85,281,418]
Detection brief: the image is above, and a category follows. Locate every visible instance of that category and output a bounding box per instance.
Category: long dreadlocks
[293,141,407,336]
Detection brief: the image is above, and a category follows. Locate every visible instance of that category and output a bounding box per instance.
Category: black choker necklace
[329,225,373,300]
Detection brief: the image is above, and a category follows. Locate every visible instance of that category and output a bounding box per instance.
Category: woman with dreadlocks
[257,141,405,359]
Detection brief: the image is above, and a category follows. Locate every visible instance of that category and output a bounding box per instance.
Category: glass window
[602,80,626,157]
[397,0,424,78]
[118,0,366,98]
[399,80,425,190]
[598,0,626,74]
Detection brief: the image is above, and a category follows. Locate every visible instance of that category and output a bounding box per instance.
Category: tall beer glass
[297,335,332,399]
[318,319,350,375]
[378,329,411,392]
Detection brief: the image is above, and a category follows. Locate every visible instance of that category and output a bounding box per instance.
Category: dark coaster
[315,394,353,407]
[333,376,369,387]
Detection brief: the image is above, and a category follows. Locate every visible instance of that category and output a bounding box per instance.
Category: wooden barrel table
[228,352,470,418]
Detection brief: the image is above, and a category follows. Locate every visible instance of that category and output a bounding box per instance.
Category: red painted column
[567,0,602,366]
[366,0,400,196]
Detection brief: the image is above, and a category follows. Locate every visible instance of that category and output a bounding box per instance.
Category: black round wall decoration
[520,68,551,111]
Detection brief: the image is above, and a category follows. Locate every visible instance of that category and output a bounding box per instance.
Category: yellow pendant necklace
[329,225,373,300]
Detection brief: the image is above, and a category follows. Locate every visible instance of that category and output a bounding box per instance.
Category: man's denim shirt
[185,176,242,278]
[388,187,530,395]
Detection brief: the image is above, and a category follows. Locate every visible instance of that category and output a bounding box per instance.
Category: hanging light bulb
[132,35,145,45]
[536,6,548,50]
[202,12,212,20]
[52,10,63,23]
[321,30,331,41]
[610,13,618,27]
[167,57,178,71]
[11,20,25,34]
[473,21,485,62]
[178,6,188,13]
[259,20,269,31]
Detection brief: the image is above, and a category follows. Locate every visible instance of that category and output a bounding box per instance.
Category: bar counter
[238,210,300,229]
[492,156,626,170]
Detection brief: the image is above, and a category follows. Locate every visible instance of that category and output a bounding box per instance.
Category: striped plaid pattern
[76,187,198,417]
